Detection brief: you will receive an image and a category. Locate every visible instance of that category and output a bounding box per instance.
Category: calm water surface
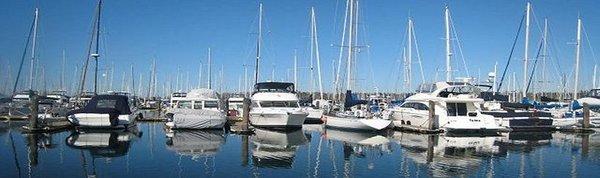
[1,121,600,178]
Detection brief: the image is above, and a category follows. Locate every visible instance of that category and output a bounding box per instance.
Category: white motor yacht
[388,82,504,133]
[66,94,137,129]
[249,82,308,128]
[165,89,226,129]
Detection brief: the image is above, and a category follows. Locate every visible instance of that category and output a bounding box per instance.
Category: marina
[2,0,600,177]
[1,121,600,177]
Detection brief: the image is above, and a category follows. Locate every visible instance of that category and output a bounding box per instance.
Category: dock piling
[242,98,251,131]
[583,103,590,129]
[28,90,39,130]
[428,100,436,130]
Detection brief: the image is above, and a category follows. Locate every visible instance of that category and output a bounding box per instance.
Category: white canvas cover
[171,109,226,129]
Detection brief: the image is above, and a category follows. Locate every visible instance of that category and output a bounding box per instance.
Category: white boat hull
[249,110,307,128]
[303,107,324,121]
[68,113,134,129]
[323,115,392,131]
[390,109,503,133]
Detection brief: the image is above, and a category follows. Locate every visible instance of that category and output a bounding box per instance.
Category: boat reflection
[325,128,391,148]
[250,128,308,169]
[391,132,503,177]
[66,129,142,158]
[496,132,552,153]
[323,128,392,177]
[165,130,226,157]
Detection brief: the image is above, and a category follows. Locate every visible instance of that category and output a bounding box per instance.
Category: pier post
[583,103,590,129]
[428,100,436,130]
[242,98,251,131]
[28,90,39,130]
[426,135,434,163]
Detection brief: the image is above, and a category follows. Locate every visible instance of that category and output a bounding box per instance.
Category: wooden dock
[21,117,72,133]
[394,125,444,134]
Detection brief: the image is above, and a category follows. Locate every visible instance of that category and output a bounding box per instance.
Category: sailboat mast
[345,0,355,91]
[522,2,530,98]
[254,3,263,85]
[493,62,498,93]
[444,6,452,82]
[207,48,212,89]
[93,0,102,95]
[61,49,66,91]
[573,17,582,100]
[131,65,135,96]
[594,65,597,89]
[312,7,324,100]
[29,8,39,90]
[294,50,298,89]
[542,18,548,95]
[334,0,350,101]
[407,17,413,89]
[243,64,248,97]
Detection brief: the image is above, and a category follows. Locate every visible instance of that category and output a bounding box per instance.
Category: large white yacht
[165,89,226,129]
[388,82,504,133]
[249,82,308,129]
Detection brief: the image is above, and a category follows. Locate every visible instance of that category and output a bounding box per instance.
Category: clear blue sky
[1,0,599,96]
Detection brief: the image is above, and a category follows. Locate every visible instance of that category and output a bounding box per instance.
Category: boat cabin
[170,92,187,106]
[171,89,220,111]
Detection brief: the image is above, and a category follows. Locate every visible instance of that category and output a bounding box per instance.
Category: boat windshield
[438,86,479,97]
[259,101,299,108]
[415,83,437,93]
[254,82,295,93]
[172,93,187,98]
[96,99,117,109]
[401,102,429,110]
[177,101,193,109]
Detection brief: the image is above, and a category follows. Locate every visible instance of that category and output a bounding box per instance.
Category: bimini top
[68,95,132,115]
[254,82,295,93]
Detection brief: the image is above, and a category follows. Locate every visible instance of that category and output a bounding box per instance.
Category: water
[1,121,600,178]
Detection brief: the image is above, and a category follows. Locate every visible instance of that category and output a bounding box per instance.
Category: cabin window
[204,101,218,108]
[251,101,259,107]
[414,103,429,110]
[260,101,299,108]
[401,102,428,110]
[193,101,203,109]
[96,99,117,109]
[401,103,414,108]
[447,103,467,116]
[177,101,193,109]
